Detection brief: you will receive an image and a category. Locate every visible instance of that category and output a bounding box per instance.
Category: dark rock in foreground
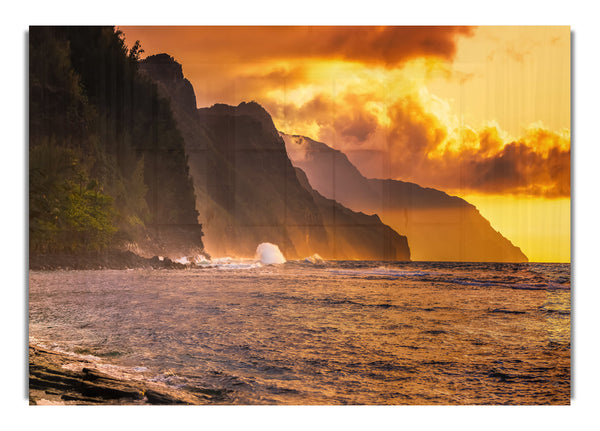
[29,345,209,405]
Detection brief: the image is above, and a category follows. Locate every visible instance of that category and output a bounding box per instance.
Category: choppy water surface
[29,261,570,404]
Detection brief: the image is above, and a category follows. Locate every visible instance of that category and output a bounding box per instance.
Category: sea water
[28,261,570,405]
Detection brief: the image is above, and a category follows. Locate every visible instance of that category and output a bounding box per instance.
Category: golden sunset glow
[462,194,571,263]
[119,25,571,262]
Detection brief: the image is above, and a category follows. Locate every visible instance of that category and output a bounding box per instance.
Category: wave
[173,254,267,269]
[214,262,263,270]
[196,257,263,270]
[170,247,275,270]
[322,264,570,291]
[445,278,570,291]
[168,257,570,292]
[174,255,210,265]
[304,253,324,264]
[255,243,286,265]
[326,267,436,278]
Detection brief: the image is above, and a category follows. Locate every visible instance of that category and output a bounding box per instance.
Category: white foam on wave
[174,255,211,265]
[191,255,263,270]
[304,253,324,264]
[255,242,286,265]
[216,262,263,270]
[171,245,285,269]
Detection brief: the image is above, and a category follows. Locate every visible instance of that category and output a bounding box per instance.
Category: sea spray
[304,253,324,264]
[255,243,286,264]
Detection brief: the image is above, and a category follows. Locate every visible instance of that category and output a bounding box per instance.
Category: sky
[119,25,571,262]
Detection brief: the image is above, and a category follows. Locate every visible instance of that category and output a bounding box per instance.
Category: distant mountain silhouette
[282,134,528,262]
[140,54,410,260]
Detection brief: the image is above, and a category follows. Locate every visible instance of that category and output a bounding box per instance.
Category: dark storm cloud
[122,26,474,67]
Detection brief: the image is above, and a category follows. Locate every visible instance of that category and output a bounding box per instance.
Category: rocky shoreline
[29,250,188,270]
[29,344,215,405]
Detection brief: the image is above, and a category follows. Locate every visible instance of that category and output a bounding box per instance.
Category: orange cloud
[119,26,569,198]
[272,91,570,198]
[121,26,473,66]
[120,26,474,106]
[391,117,570,198]
[386,96,448,163]
[452,137,570,197]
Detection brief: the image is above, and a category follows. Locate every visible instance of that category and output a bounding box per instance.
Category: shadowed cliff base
[29,251,186,270]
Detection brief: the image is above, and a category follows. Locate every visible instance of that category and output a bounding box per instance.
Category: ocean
[28,260,570,405]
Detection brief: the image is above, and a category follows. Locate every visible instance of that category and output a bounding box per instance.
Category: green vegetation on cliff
[29,27,200,254]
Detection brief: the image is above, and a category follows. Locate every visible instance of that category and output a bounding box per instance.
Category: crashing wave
[255,243,286,265]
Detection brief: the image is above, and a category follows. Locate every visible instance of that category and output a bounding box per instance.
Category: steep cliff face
[282,133,528,262]
[294,168,410,260]
[29,28,204,259]
[140,54,411,260]
[137,53,198,116]
[194,102,330,259]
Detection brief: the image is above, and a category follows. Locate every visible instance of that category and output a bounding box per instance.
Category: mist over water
[29,261,570,405]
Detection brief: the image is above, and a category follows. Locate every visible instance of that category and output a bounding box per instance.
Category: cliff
[282,133,528,262]
[29,27,204,260]
[140,54,410,260]
[294,168,410,260]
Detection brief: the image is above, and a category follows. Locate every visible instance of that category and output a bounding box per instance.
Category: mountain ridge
[281,133,527,262]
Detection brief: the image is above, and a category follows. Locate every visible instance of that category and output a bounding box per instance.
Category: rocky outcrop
[29,250,187,270]
[282,133,528,262]
[139,53,198,116]
[29,345,218,405]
